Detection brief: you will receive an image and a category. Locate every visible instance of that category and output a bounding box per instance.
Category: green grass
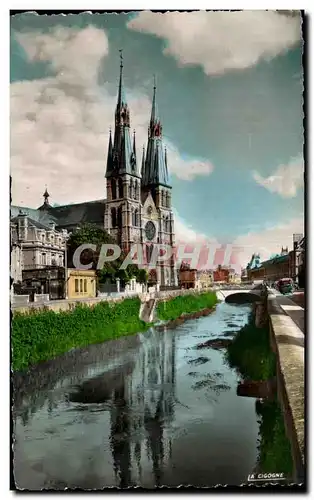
[256,400,294,476]
[12,291,218,372]
[156,291,218,321]
[225,312,276,381]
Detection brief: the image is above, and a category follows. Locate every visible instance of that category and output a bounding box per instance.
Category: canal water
[13,302,260,489]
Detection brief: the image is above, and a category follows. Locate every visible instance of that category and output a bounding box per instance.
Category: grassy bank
[256,399,294,475]
[156,291,218,321]
[225,312,293,476]
[12,291,217,372]
[226,312,276,381]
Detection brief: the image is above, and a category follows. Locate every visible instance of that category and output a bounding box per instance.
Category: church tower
[104,51,142,253]
[141,80,177,286]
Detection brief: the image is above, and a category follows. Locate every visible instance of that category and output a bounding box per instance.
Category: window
[135,209,139,227]
[84,279,87,293]
[118,178,123,198]
[80,279,83,293]
[75,279,79,293]
[117,206,123,229]
[41,253,46,265]
[111,207,117,227]
[111,179,117,200]
[42,234,45,242]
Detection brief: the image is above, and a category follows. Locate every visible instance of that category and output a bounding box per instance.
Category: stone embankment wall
[11,287,207,315]
[263,290,305,482]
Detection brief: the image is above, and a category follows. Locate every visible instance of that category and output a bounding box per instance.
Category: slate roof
[10,205,55,226]
[48,200,106,229]
[11,199,106,231]
[11,215,52,231]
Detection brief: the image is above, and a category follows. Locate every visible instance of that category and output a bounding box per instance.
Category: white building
[10,210,68,281]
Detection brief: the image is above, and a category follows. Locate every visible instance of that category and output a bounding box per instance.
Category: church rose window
[145,221,156,241]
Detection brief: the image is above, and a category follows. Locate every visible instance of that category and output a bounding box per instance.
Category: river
[13,302,260,489]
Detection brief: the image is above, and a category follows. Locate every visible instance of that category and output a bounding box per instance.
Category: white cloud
[11,26,213,208]
[173,211,211,243]
[253,156,304,197]
[127,11,301,76]
[233,216,304,267]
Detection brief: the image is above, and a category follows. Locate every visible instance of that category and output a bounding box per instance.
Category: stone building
[10,55,178,287]
[247,247,295,282]
[10,210,68,272]
[104,57,177,287]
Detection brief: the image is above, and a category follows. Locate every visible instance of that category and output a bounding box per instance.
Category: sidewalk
[268,288,304,333]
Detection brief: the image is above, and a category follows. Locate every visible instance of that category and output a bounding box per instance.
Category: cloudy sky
[10,11,304,266]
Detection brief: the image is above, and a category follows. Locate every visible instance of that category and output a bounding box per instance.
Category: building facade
[66,269,97,299]
[247,247,295,282]
[10,211,68,272]
[104,57,177,287]
[10,211,68,298]
[213,266,230,283]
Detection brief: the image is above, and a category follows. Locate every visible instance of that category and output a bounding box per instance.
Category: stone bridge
[216,288,263,304]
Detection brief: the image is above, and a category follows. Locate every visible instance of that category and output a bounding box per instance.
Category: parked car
[277,278,294,295]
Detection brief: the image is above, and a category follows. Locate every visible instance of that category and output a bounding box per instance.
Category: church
[11,54,178,287]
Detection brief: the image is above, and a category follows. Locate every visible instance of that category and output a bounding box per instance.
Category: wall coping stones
[267,293,305,480]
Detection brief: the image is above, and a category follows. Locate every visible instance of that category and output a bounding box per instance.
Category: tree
[67,223,145,285]
[67,223,115,273]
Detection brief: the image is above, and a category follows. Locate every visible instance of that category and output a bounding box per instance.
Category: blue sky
[10,11,304,264]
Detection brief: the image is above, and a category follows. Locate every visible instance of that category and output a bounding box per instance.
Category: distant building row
[245,237,305,286]
[178,265,241,289]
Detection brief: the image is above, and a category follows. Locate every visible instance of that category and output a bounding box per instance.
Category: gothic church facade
[104,56,177,287]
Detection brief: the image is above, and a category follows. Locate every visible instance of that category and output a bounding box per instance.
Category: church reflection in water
[109,327,176,487]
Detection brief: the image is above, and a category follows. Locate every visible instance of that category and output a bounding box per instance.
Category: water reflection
[13,304,259,489]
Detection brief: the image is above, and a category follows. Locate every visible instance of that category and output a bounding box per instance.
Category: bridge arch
[224,292,261,304]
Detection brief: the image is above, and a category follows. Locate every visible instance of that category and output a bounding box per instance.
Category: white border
[3,3,311,498]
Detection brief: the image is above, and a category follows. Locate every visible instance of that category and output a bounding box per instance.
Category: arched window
[111,179,117,200]
[129,179,133,199]
[134,181,138,200]
[131,207,135,226]
[168,216,172,234]
[161,190,164,206]
[111,207,117,227]
[118,178,123,198]
[117,206,123,229]
[165,216,169,233]
[135,209,139,227]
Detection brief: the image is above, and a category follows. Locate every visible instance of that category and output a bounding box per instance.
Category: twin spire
[106,51,170,187]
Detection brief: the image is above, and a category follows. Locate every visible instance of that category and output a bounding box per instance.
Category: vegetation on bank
[12,298,147,372]
[225,311,293,476]
[226,312,276,381]
[12,291,217,372]
[156,291,218,321]
[256,399,294,475]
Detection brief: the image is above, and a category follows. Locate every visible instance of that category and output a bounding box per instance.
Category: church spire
[149,75,162,139]
[142,78,170,188]
[117,49,126,111]
[43,186,50,205]
[105,51,139,179]
[141,145,145,178]
[38,185,51,210]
